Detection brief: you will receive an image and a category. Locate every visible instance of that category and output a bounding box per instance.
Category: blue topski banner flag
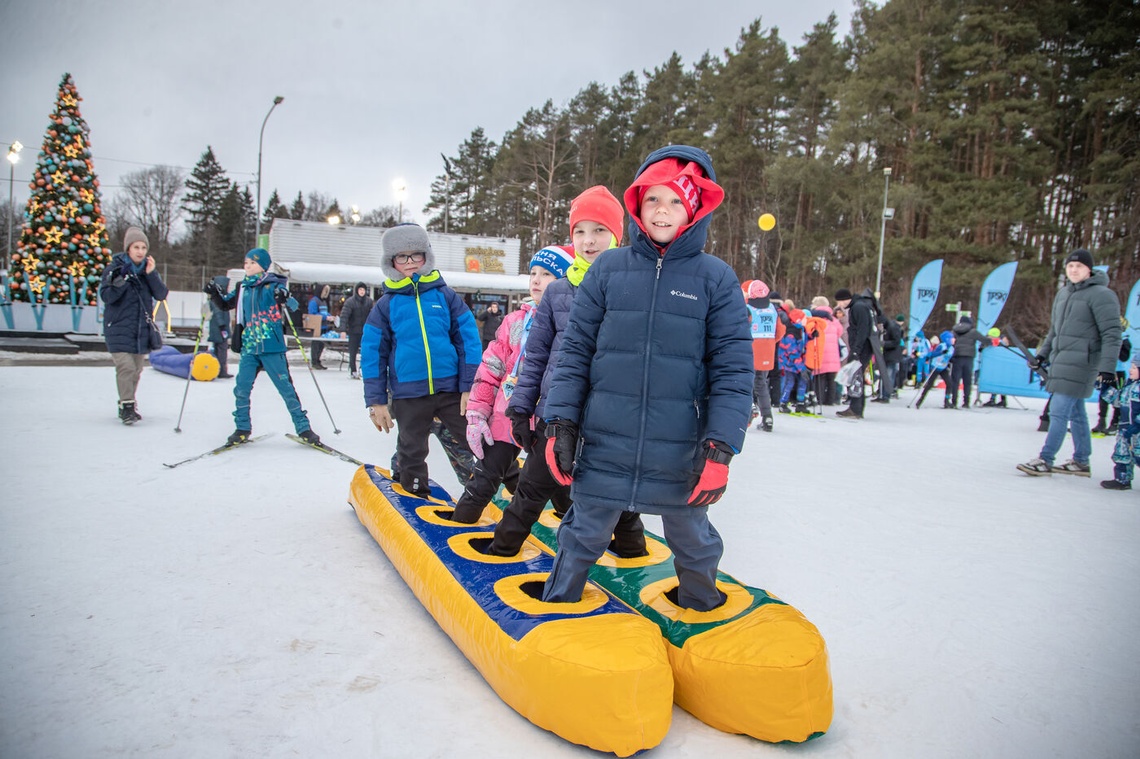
[976,261,1018,335]
[908,259,943,336]
[1124,279,1140,358]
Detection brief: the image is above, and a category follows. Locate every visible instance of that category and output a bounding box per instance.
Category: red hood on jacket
[623,157,725,246]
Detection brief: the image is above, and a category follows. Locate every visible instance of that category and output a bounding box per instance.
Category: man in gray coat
[1018,249,1121,477]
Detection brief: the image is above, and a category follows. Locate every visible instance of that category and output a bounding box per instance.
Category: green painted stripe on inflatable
[490,492,787,647]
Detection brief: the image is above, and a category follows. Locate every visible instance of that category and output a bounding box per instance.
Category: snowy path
[1,365,1137,758]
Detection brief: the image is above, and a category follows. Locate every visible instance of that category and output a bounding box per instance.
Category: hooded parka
[542,146,753,515]
[1039,268,1122,398]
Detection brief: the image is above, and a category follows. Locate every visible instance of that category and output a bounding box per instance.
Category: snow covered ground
[1,360,1138,758]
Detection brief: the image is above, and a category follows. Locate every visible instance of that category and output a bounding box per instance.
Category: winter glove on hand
[544,419,579,486]
[368,404,394,433]
[506,408,535,453]
[464,411,494,460]
[203,281,231,310]
[1027,354,1045,371]
[274,288,290,306]
[1097,371,1117,388]
[687,440,733,507]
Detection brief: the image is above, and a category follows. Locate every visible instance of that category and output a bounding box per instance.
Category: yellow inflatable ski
[347,465,672,757]
[498,494,833,744]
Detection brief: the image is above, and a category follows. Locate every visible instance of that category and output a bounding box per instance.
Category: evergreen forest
[421,0,1138,335]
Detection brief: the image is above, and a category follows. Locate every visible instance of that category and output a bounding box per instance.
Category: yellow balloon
[758,213,776,231]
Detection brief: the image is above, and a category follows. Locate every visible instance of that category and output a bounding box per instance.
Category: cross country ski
[285,433,366,466]
[163,434,272,468]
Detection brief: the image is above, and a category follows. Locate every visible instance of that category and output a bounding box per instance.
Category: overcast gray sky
[1,0,852,231]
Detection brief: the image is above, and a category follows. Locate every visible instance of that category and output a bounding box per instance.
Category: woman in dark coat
[98,226,169,423]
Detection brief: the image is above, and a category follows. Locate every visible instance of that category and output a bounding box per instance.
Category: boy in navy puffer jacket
[360,223,482,496]
[204,247,317,447]
[541,146,753,611]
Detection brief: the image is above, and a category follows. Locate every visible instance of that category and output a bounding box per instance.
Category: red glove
[687,441,733,507]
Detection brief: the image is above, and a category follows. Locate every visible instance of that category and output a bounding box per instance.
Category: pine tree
[262,189,288,228]
[181,146,229,240]
[215,182,251,267]
[425,128,497,235]
[289,191,305,220]
[239,186,256,246]
[10,73,111,305]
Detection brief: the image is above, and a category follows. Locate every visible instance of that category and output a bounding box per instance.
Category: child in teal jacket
[204,248,318,447]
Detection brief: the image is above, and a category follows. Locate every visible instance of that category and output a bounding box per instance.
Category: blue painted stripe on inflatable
[362,466,635,641]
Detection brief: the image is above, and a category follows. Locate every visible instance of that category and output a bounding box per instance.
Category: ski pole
[283,307,341,434]
[174,308,209,433]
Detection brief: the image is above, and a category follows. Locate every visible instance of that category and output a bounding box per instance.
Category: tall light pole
[875,167,893,298]
[6,141,22,289]
[392,178,407,224]
[255,96,284,247]
[441,153,453,234]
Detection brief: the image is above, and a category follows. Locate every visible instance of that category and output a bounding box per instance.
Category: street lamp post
[441,153,453,234]
[875,167,892,298]
[6,141,23,294]
[392,178,407,224]
[255,96,284,248]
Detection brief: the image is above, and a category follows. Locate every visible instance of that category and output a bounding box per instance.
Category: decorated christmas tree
[10,73,111,304]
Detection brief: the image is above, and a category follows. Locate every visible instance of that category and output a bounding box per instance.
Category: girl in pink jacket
[448,245,575,523]
[810,297,844,405]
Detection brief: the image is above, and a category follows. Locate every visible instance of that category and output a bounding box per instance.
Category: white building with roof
[259,219,529,309]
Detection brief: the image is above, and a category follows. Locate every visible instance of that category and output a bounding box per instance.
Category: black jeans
[347,332,362,374]
[211,340,228,376]
[949,355,973,407]
[450,440,522,523]
[390,393,470,495]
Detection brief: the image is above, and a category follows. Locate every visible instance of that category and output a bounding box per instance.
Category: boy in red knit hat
[540,146,753,611]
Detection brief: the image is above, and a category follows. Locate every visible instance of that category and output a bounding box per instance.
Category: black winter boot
[225,429,252,447]
[118,401,140,425]
[299,429,321,445]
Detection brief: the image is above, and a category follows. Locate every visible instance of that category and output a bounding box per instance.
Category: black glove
[506,408,534,453]
[274,288,290,305]
[1098,371,1117,388]
[111,265,137,288]
[203,281,230,310]
[544,419,579,486]
[1028,354,1044,371]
